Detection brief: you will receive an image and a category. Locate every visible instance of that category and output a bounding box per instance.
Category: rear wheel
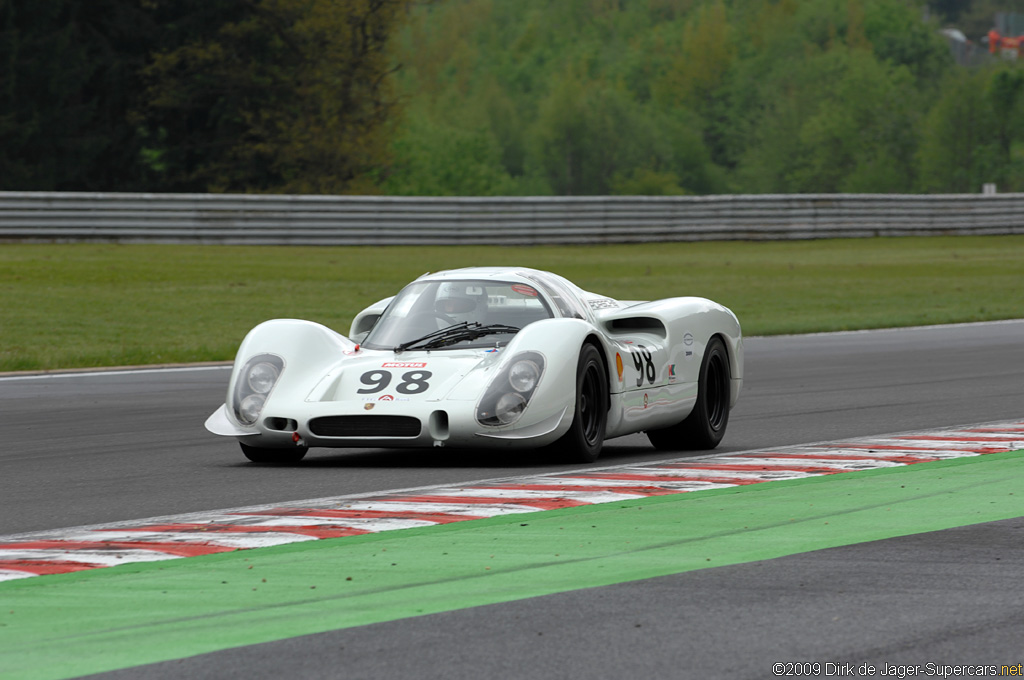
[647,336,730,451]
[240,442,308,464]
[555,343,608,463]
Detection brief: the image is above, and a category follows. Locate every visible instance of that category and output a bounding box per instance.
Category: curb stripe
[824,442,1014,454]
[0,562,97,577]
[394,495,593,510]
[894,435,1024,443]
[743,452,938,464]
[235,509,486,525]
[120,523,373,539]
[476,484,681,497]
[585,471,805,484]
[0,419,1021,582]
[1,540,236,557]
[413,488,646,503]
[308,501,541,516]
[0,549,179,566]
[61,531,319,549]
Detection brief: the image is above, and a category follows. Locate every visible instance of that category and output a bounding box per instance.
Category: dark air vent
[309,415,422,438]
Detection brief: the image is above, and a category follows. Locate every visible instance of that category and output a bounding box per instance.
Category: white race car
[205,267,743,464]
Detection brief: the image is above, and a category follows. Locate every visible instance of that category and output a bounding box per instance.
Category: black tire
[647,335,731,451]
[555,343,608,463]
[240,442,308,464]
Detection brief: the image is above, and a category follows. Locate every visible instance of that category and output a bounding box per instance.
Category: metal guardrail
[2,191,1024,245]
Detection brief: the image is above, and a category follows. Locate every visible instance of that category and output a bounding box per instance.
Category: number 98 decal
[357,370,432,395]
[630,345,656,387]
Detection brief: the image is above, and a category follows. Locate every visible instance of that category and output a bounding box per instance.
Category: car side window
[522,273,590,321]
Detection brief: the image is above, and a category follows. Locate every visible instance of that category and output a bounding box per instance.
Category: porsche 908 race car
[205,267,743,463]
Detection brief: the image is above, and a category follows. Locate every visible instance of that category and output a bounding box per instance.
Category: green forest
[3,0,1024,196]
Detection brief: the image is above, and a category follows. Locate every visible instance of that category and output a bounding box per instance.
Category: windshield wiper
[395,322,520,353]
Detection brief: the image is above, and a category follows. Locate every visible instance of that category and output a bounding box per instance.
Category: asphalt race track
[2,320,1023,678]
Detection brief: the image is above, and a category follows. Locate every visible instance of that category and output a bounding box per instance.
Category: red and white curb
[1,420,1022,583]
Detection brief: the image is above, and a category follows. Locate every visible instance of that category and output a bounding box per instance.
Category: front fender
[502,318,606,432]
[429,318,601,443]
[226,319,355,411]
[503,317,597,354]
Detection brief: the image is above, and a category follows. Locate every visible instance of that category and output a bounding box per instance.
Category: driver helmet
[435,283,481,320]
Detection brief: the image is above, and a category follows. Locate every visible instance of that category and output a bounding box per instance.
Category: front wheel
[240,442,308,464]
[647,336,731,451]
[555,343,608,463]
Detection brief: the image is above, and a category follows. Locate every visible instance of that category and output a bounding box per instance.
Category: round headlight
[494,392,528,424]
[247,361,280,394]
[508,359,540,393]
[238,393,266,425]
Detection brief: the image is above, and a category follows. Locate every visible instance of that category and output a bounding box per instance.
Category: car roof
[416,266,593,297]
[415,266,548,283]
[415,267,631,317]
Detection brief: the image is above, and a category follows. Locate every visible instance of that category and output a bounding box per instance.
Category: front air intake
[308,415,422,438]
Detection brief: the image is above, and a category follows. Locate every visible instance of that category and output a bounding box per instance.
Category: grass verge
[1,235,1022,371]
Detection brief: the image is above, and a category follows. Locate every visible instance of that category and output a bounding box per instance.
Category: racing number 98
[631,346,655,387]
[357,370,432,395]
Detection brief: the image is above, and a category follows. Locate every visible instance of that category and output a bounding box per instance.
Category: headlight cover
[476,351,545,427]
[247,360,280,393]
[508,358,541,392]
[232,354,284,426]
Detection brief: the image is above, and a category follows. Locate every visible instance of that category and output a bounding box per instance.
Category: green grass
[1,236,1022,372]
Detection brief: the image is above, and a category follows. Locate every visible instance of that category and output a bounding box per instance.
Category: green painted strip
[2,451,1023,680]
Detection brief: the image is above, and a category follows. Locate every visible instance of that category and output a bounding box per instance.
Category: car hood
[302,347,506,404]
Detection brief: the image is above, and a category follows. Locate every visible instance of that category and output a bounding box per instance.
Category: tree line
[1,0,409,193]
[2,0,1023,195]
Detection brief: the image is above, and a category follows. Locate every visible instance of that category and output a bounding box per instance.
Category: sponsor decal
[364,403,374,410]
[685,350,694,361]
[668,364,677,383]
[382,361,427,368]
[378,395,395,401]
[683,332,694,346]
[587,298,619,310]
[510,284,538,297]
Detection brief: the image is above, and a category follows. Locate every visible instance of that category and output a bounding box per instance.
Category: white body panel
[206,267,743,455]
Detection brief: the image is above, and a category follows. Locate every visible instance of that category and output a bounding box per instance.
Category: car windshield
[362,279,555,351]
